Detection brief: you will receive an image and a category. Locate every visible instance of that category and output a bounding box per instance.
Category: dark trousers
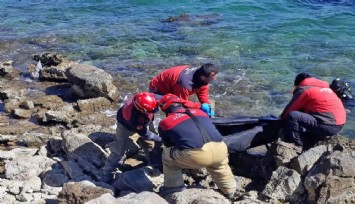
[284,111,343,148]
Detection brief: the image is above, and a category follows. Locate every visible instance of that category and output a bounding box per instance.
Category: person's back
[149,63,219,116]
[157,94,236,199]
[281,77,346,126]
[159,108,222,150]
[280,73,346,153]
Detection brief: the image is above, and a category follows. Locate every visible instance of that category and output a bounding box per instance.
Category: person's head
[133,92,158,114]
[159,94,184,114]
[194,63,219,85]
[294,73,312,86]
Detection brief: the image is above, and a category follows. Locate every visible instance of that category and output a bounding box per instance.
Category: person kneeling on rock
[157,94,236,199]
[275,73,347,166]
[103,92,162,172]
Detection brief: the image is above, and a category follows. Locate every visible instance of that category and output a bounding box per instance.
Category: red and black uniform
[158,108,222,150]
[116,97,157,140]
[149,65,210,109]
[281,77,346,147]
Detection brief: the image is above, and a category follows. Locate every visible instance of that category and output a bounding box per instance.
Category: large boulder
[304,150,355,203]
[65,64,119,101]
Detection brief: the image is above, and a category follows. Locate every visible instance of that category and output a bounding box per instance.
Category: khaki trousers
[162,141,236,195]
[103,122,155,170]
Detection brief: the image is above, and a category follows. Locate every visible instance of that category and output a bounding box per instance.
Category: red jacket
[281,77,346,125]
[149,65,210,108]
[116,97,155,138]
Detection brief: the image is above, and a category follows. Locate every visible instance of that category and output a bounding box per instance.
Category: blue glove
[146,132,162,142]
[201,103,214,118]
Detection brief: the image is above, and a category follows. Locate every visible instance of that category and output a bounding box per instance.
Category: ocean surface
[1,0,355,137]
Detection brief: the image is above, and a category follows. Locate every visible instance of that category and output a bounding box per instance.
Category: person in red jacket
[103,92,161,172]
[149,63,219,117]
[157,94,236,199]
[280,73,346,152]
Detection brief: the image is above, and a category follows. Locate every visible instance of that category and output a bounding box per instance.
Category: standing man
[280,73,346,152]
[149,63,219,117]
[157,94,236,199]
[103,92,162,172]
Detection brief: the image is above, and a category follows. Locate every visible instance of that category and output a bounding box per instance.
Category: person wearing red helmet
[157,94,236,199]
[103,92,161,172]
[149,63,219,117]
[279,73,346,154]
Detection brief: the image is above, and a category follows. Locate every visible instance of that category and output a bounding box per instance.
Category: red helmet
[133,92,158,113]
[159,94,183,111]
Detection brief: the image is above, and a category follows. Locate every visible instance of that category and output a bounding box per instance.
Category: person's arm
[196,85,210,104]
[158,126,173,147]
[281,89,309,119]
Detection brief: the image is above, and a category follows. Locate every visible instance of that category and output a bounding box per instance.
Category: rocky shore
[0,53,354,204]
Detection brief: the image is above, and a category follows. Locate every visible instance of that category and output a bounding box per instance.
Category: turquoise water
[1,0,355,137]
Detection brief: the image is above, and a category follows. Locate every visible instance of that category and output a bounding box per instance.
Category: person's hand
[201,103,214,118]
[147,132,162,142]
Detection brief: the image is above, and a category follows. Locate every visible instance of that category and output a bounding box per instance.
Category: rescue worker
[103,92,162,172]
[149,63,219,117]
[157,94,236,199]
[280,73,346,152]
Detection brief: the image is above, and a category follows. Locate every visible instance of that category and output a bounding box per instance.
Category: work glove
[201,103,215,118]
[146,132,162,142]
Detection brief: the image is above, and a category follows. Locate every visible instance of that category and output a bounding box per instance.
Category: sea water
[0,0,355,137]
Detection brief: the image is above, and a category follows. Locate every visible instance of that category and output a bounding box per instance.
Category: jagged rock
[113,166,163,193]
[87,192,168,204]
[41,168,70,187]
[290,145,333,175]
[61,130,108,168]
[4,98,21,113]
[0,60,20,79]
[77,97,112,112]
[12,108,32,119]
[164,188,229,204]
[0,88,26,100]
[5,155,55,180]
[304,150,355,203]
[33,52,66,67]
[60,160,85,179]
[20,132,53,148]
[65,64,119,101]
[57,181,113,204]
[261,166,305,203]
[19,100,35,109]
[0,120,43,135]
[33,95,65,108]
[0,147,38,160]
[39,63,72,82]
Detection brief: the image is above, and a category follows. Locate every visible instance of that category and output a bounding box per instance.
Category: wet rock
[33,52,66,67]
[39,63,72,82]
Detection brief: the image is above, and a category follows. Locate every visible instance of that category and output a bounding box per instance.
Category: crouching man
[157,94,236,199]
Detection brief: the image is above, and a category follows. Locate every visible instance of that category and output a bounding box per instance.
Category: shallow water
[1,0,355,137]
